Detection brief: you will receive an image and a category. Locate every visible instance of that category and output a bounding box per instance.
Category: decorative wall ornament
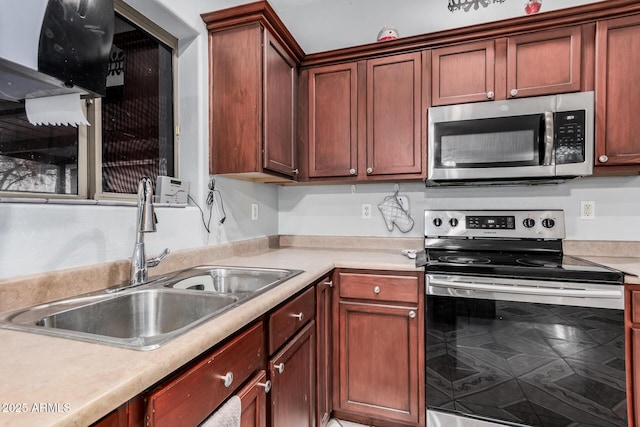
[448,0,507,13]
[525,0,542,15]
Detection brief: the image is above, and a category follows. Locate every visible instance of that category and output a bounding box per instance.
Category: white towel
[200,395,241,427]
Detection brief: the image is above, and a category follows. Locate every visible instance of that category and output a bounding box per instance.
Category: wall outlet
[362,204,372,219]
[580,201,595,219]
[251,203,259,221]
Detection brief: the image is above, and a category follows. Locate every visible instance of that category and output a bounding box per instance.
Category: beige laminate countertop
[0,247,419,427]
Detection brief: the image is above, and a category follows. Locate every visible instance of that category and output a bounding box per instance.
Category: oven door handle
[428,278,623,299]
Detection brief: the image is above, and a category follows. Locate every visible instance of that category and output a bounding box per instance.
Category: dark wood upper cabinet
[431,40,496,105]
[432,26,582,106]
[203,2,303,182]
[595,14,640,169]
[506,26,582,99]
[365,53,423,177]
[264,32,297,176]
[306,63,358,178]
[302,52,425,181]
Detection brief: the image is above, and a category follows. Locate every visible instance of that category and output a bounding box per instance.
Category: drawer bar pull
[221,372,234,388]
[292,312,304,322]
[258,380,272,393]
[275,363,285,374]
[373,286,381,294]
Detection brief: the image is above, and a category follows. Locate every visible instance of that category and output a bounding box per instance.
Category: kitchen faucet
[130,177,169,286]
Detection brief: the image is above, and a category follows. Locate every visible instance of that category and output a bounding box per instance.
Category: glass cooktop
[423,250,624,284]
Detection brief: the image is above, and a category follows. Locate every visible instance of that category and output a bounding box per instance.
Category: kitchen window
[0,1,177,200]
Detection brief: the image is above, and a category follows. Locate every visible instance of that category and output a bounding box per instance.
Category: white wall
[278,176,640,242]
[273,0,606,53]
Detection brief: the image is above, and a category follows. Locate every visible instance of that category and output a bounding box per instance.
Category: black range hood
[0,0,114,102]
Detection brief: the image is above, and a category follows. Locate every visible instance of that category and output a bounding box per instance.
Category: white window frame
[0,1,179,202]
[89,0,179,201]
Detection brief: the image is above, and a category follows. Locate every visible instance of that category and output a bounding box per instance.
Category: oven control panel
[425,209,565,239]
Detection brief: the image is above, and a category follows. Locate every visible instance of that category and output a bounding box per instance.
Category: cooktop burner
[516,258,562,268]
[438,255,491,264]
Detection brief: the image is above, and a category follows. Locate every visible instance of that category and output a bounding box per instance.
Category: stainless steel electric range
[418,210,627,427]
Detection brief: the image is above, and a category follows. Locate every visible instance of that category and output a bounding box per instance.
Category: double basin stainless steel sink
[0,266,303,351]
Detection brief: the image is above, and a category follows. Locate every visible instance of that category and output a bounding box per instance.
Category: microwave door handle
[543,111,554,166]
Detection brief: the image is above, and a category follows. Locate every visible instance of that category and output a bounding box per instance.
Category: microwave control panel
[555,110,585,165]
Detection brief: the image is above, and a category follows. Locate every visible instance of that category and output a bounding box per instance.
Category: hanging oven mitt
[378,192,414,233]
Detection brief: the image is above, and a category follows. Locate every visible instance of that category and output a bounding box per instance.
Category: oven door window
[426,295,627,426]
[433,115,543,168]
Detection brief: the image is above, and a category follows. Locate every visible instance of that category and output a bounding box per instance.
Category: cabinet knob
[373,286,381,294]
[487,91,494,99]
[599,155,609,163]
[292,312,304,322]
[258,380,272,394]
[409,310,416,319]
[275,363,285,374]
[322,280,333,288]
[366,167,373,174]
[510,88,518,97]
[292,168,299,175]
[349,168,357,175]
[221,372,234,388]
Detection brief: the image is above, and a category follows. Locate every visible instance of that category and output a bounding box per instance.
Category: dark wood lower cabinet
[336,302,421,425]
[91,397,144,427]
[269,321,316,427]
[239,370,268,427]
[316,276,333,427]
[92,270,424,427]
[332,269,424,427]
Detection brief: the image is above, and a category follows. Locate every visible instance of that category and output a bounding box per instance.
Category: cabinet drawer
[269,287,315,355]
[146,321,264,427]
[338,272,419,304]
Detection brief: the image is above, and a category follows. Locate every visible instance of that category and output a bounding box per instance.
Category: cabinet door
[270,321,315,427]
[91,397,144,427]
[337,301,420,425]
[431,40,495,106]
[264,31,298,177]
[316,277,333,427]
[307,63,358,178]
[595,14,640,167]
[507,26,582,99]
[238,371,268,427]
[365,52,423,177]
[209,24,262,175]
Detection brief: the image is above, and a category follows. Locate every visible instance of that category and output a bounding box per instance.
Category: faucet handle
[147,248,170,268]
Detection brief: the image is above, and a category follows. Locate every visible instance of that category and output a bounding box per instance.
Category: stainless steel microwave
[426,92,594,186]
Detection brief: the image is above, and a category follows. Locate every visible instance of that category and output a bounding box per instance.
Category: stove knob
[433,218,443,227]
[449,218,459,227]
[542,218,555,229]
[523,218,536,228]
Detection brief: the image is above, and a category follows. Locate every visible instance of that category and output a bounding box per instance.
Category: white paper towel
[200,395,241,427]
[25,93,89,127]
